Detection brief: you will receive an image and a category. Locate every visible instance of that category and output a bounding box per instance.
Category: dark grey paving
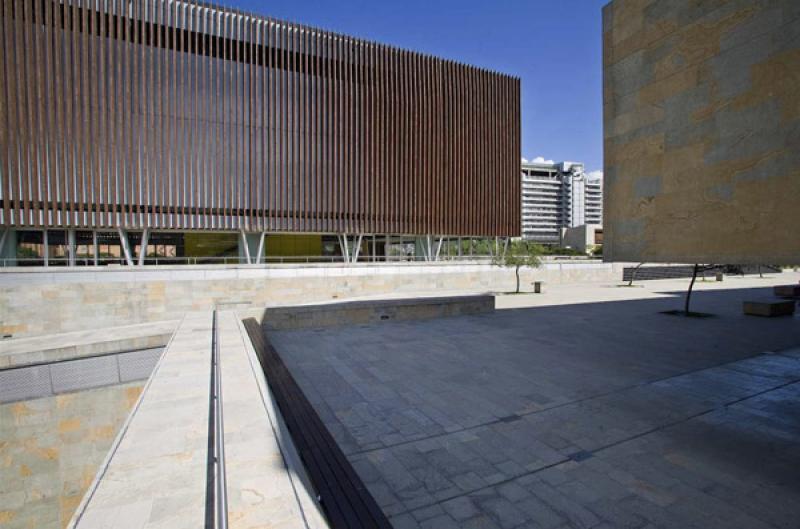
[271,287,800,528]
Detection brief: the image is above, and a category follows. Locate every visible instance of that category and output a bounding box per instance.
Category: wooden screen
[0,0,520,236]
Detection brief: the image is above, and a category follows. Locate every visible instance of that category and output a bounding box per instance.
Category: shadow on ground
[268,285,800,529]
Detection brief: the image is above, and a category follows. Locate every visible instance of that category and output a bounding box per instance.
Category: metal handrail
[209,310,228,529]
[0,253,598,267]
[0,254,496,266]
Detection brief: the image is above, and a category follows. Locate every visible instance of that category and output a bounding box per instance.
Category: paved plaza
[270,274,800,528]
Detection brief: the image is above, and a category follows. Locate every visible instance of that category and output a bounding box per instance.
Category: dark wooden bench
[242,318,392,529]
[742,299,796,317]
[774,285,800,298]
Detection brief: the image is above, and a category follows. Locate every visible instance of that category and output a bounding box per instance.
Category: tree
[684,264,717,315]
[494,240,543,293]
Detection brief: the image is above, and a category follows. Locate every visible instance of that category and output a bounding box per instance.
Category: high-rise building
[520,160,602,244]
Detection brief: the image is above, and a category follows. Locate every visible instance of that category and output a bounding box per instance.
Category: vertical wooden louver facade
[0,0,521,236]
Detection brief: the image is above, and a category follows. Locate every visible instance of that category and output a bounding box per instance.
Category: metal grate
[0,347,164,403]
[118,348,163,383]
[0,365,52,402]
[50,356,120,394]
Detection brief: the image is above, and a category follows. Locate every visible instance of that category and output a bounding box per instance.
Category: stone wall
[603,0,800,264]
[261,295,495,331]
[0,261,622,338]
[0,383,143,529]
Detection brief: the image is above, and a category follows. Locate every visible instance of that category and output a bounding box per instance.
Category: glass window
[16,231,45,266]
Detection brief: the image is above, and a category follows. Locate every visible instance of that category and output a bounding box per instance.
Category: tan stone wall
[0,262,621,338]
[0,383,143,529]
[603,0,800,264]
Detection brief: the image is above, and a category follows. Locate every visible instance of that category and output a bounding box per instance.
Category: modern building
[520,160,602,244]
[0,0,520,265]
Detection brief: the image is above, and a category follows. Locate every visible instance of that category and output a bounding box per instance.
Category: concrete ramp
[69,312,327,529]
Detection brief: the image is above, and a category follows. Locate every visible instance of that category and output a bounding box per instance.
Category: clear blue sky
[218,0,608,175]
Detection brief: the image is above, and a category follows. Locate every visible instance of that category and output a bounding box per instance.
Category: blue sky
[218,0,608,175]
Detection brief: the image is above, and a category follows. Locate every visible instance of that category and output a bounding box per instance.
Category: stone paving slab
[220,311,328,529]
[272,280,800,528]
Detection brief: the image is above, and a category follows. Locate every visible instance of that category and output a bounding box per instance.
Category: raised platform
[0,320,177,369]
[262,295,495,331]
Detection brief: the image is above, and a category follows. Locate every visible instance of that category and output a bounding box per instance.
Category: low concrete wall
[262,295,494,331]
[0,261,623,338]
[0,321,176,369]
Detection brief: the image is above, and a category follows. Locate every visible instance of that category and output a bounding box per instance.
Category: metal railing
[0,253,605,268]
[206,310,228,529]
[0,254,501,267]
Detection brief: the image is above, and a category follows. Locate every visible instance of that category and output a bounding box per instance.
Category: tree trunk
[628,262,643,286]
[515,265,520,294]
[684,264,699,315]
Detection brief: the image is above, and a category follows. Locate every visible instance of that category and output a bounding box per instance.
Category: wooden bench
[743,299,796,317]
[242,318,392,529]
[773,285,800,298]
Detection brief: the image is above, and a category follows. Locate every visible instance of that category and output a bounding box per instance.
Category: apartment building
[520,160,602,244]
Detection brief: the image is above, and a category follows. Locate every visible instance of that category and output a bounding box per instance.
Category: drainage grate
[0,348,163,403]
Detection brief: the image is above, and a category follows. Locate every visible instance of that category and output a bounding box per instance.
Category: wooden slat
[0,0,9,226]
[120,0,127,228]
[30,0,43,227]
[14,0,28,226]
[0,0,520,237]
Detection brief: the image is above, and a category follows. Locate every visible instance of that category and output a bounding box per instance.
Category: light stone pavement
[67,311,329,529]
[270,273,800,529]
[220,311,328,529]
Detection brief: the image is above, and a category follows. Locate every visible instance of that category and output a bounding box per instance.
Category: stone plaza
[270,274,800,529]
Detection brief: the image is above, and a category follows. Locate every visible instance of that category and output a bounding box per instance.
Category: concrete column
[43,230,49,267]
[93,231,99,266]
[68,229,76,266]
[0,229,16,267]
[352,234,364,263]
[239,230,251,264]
[341,234,350,264]
[238,231,264,264]
[0,229,8,256]
[117,228,134,266]
[414,237,427,261]
[255,232,266,264]
[137,228,150,266]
